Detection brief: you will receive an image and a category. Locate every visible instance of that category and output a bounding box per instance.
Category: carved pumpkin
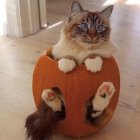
[32,48,120,138]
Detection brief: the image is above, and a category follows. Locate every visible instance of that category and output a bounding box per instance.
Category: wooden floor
[0,0,140,139]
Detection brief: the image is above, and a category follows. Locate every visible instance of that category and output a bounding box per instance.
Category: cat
[25,1,116,140]
[52,1,115,73]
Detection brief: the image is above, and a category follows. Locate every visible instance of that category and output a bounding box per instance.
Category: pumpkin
[32,48,120,138]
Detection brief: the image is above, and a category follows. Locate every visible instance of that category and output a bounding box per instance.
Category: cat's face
[63,1,113,49]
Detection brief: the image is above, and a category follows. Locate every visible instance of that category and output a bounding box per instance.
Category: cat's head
[63,1,114,49]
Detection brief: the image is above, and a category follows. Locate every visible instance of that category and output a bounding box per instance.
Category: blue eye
[80,23,88,31]
[96,24,105,33]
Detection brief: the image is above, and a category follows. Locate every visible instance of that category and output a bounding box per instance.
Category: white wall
[0,0,7,36]
[6,0,41,37]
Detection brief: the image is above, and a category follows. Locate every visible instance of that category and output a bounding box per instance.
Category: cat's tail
[25,102,58,140]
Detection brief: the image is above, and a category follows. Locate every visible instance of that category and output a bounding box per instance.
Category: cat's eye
[80,23,89,31]
[96,24,105,33]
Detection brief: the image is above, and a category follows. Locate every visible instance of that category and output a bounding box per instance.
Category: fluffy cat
[25,1,116,140]
[52,1,115,73]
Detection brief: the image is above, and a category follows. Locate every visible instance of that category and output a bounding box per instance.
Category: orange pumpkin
[32,48,120,138]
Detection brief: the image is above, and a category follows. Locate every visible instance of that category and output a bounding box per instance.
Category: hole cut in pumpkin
[41,87,66,121]
[85,82,116,126]
[85,96,111,126]
[52,87,66,120]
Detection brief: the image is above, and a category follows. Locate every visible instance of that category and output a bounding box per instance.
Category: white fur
[58,58,76,73]
[52,32,116,65]
[42,89,62,112]
[84,57,103,72]
[93,95,110,111]
[92,82,116,111]
[42,89,53,100]
[92,110,103,118]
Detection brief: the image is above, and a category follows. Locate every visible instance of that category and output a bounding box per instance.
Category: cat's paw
[42,89,56,101]
[97,82,116,100]
[58,58,76,73]
[84,56,103,72]
[42,89,62,111]
[92,82,116,111]
[91,110,103,119]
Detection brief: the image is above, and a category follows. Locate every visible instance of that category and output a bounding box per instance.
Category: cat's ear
[101,5,114,18]
[69,1,83,22]
[71,1,83,14]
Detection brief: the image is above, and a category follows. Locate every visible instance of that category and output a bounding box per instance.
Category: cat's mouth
[74,38,107,49]
[83,40,101,48]
[77,41,99,49]
[83,38,108,48]
[84,40,95,44]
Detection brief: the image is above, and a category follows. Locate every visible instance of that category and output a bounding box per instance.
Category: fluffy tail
[25,102,59,140]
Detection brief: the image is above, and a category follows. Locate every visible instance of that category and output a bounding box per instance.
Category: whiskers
[69,33,109,49]
[100,38,109,42]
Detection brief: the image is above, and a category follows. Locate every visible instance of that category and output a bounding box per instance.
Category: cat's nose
[88,30,96,39]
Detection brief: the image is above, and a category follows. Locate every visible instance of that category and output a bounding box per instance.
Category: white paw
[91,110,103,118]
[84,57,103,72]
[92,82,116,111]
[58,58,76,73]
[42,89,62,111]
[42,89,56,101]
[96,82,116,99]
